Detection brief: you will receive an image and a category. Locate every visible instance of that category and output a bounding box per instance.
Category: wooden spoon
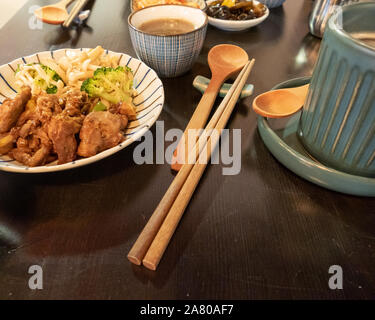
[252,84,309,118]
[34,0,75,25]
[171,44,248,171]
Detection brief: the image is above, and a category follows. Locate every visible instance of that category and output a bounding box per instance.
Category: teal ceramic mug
[298,2,375,178]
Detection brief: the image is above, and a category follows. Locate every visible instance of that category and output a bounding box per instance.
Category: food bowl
[206,0,269,31]
[0,49,164,173]
[128,4,208,77]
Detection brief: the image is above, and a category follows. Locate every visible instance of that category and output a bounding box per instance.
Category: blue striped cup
[298,2,375,178]
[128,5,208,78]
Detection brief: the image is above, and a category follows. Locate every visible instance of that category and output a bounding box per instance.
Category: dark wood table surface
[0,0,374,300]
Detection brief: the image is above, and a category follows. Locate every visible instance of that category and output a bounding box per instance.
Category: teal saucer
[257,77,375,197]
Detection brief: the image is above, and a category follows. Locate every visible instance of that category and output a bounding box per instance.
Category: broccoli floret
[81,66,134,104]
[33,71,59,94]
[40,65,61,93]
[41,64,62,83]
[46,85,58,94]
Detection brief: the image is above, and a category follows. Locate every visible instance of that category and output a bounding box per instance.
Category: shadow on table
[42,0,97,48]
[44,23,94,49]
[0,130,160,256]
[244,129,375,237]
[0,180,36,249]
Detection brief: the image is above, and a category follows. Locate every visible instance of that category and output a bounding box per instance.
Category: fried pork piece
[117,113,128,129]
[48,115,81,164]
[108,102,130,128]
[0,87,31,133]
[16,97,38,127]
[10,127,52,167]
[45,89,87,164]
[77,111,125,158]
[118,101,136,121]
[61,88,90,116]
[12,146,50,167]
[35,94,62,121]
[1,87,92,167]
[17,119,39,138]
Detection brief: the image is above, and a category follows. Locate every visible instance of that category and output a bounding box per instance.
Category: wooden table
[0,0,374,300]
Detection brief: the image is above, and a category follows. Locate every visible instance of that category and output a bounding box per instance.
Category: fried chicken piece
[48,115,81,164]
[61,88,89,116]
[18,119,40,138]
[11,128,52,167]
[117,114,128,129]
[16,136,31,151]
[35,94,62,121]
[118,101,136,121]
[12,145,50,167]
[108,102,129,128]
[12,89,87,165]
[0,87,31,133]
[77,111,125,158]
[16,97,38,127]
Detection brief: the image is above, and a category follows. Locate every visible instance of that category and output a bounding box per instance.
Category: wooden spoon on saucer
[252,84,309,118]
[171,44,249,171]
[34,0,75,25]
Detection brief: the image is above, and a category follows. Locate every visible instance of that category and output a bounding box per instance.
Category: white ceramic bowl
[206,0,269,31]
[0,49,164,173]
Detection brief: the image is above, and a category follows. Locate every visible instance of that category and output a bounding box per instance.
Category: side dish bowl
[206,0,269,31]
[0,49,164,173]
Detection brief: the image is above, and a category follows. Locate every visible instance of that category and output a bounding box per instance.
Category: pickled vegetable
[206,0,266,21]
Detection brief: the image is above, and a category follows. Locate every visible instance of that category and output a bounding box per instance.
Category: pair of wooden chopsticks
[127,59,255,271]
[63,0,89,27]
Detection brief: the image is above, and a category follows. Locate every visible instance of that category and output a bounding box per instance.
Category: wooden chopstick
[142,60,254,270]
[127,60,253,266]
[63,0,88,27]
[127,59,255,269]
[127,61,253,266]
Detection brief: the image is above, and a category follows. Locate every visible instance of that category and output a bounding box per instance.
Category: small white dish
[0,49,164,173]
[206,0,269,31]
